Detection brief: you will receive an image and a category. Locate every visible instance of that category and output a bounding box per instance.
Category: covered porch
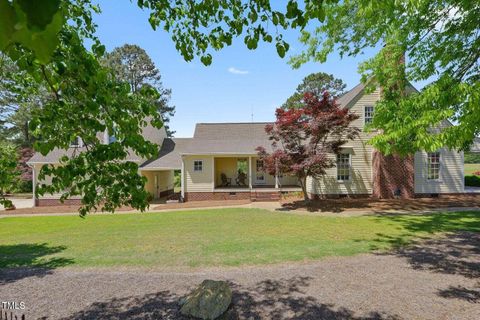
[140,169,176,200]
[213,156,301,191]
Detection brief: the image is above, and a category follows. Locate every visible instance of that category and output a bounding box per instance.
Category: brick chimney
[372,150,414,199]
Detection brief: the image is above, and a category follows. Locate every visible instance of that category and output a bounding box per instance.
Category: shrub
[465,175,480,187]
[14,179,33,193]
[465,152,480,164]
[174,170,181,187]
[146,193,154,202]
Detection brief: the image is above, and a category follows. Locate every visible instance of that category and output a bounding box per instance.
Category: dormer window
[108,126,118,144]
[71,137,82,147]
[364,106,374,124]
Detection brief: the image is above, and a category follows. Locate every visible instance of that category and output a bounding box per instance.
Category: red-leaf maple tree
[257,92,360,201]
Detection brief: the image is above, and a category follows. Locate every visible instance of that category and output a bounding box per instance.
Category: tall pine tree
[104,44,175,137]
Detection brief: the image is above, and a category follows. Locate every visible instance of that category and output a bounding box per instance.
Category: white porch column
[248,156,252,189]
[181,156,185,200]
[31,165,36,207]
[275,161,279,189]
[212,156,215,191]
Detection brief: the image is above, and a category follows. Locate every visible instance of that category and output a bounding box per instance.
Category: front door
[255,159,266,185]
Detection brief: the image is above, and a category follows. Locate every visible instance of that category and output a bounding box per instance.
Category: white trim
[139,167,180,171]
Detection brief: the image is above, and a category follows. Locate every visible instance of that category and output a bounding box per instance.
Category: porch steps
[251,191,281,202]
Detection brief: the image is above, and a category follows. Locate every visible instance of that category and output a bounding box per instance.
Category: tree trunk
[298,176,309,202]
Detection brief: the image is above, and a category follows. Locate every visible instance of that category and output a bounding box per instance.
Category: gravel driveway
[1,232,479,320]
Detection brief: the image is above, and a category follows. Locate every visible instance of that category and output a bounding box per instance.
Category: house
[27,83,465,206]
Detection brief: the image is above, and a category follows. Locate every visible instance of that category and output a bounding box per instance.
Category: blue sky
[93,1,379,137]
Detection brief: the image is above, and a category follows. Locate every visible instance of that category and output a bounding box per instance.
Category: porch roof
[180,138,275,155]
[180,122,275,155]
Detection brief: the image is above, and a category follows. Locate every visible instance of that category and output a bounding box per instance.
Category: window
[237,158,248,174]
[427,152,440,180]
[337,153,351,181]
[70,137,81,147]
[256,160,265,182]
[256,160,264,171]
[193,160,203,172]
[364,106,374,124]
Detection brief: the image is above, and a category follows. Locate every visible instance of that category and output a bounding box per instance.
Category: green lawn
[1,208,479,268]
[465,163,480,175]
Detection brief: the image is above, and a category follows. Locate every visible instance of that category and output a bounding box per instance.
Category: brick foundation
[251,191,281,202]
[36,198,83,206]
[372,150,414,199]
[308,193,372,200]
[184,192,252,202]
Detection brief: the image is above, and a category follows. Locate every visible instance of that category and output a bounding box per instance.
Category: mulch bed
[2,194,479,216]
[280,194,480,213]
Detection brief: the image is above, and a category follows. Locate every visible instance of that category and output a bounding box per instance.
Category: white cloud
[228,67,249,75]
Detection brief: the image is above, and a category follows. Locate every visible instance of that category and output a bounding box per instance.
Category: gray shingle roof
[28,147,88,164]
[27,84,374,164]
[337,82,365,108]
[180,122,274,154]
[141,138,191,169]
[27,147,147,164]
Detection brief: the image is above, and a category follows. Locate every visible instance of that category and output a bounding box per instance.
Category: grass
[0,208,479,269]
[465,163,480,175]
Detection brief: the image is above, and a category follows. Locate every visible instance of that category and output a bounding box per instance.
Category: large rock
[180,280,232,320]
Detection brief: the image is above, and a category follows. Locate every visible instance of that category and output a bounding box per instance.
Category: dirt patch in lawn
[281,194,480,213]
[0,205,133,215]
[151,199,251,211]
[1,200,252,216]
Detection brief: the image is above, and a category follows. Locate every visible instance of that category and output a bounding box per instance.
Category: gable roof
[141,138,191,169]
[180,122,274,155]
[337,82,366,108]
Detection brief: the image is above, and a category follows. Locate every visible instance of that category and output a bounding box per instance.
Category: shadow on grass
[0,243,74,284]
[63,277,400,320]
